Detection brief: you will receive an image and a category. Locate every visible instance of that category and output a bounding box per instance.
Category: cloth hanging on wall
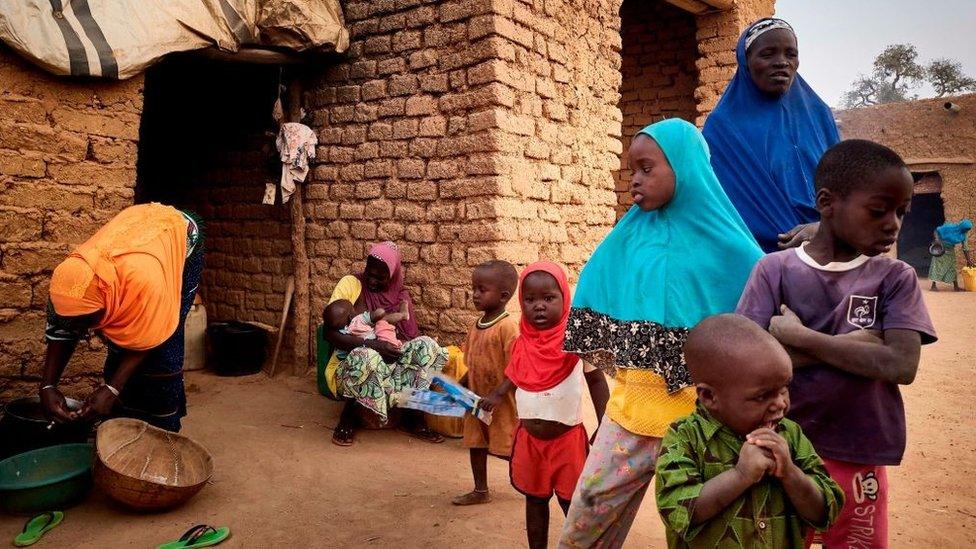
[264,122,317,205]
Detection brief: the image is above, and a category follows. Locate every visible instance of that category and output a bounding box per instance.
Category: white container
[183,297,207,371]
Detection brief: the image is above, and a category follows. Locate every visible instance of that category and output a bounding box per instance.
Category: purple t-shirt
[736,245,936,465]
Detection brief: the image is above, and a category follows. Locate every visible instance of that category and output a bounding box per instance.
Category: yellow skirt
[606,369,697,438]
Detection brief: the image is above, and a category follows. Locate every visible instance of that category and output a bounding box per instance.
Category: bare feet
[452,489,491,506]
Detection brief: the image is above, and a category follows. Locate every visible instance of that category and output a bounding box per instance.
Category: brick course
[0,46,144,399]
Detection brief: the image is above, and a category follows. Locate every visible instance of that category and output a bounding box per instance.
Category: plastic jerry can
[184,295,207,371]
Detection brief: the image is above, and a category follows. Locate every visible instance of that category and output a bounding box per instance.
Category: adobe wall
[614,0,699,215]
[0,47,144,400]
[836,94,976,226]
[836,94,976,269]
[694,0,775,124]
[304,0,624,345]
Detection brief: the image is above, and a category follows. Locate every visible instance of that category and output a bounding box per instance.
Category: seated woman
[703,18,840,252]
[321,241,447,446]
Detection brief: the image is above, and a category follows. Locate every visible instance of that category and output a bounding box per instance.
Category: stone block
[0,243,65,275]
[405,95,438,116]
[389,74,419,97]
[377,57,407,76]
[0,150,45,177]
[406,181,438,201]
[361,80,388,101]
[420,74,450,93]
[392,119,419,139]
[397,159,426,179]
[51,108,140,140]
[393,30,422,52]
[418,116,448,137]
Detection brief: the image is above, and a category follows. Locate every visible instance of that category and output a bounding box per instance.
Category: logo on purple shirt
[846,295,878,329]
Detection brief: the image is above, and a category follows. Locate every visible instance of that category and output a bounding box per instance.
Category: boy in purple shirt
[737,140,936,548]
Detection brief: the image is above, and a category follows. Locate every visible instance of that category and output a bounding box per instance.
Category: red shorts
[806,458,889,549]
[509,422,588,501]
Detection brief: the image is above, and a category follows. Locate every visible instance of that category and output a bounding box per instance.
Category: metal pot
[0,397,92,461]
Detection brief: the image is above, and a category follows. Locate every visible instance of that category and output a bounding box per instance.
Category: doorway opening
[135,56,296,367]
[613,0,700,217]
[898,172,945,274]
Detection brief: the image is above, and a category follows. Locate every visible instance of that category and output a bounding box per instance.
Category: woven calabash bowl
[94,418,213,511]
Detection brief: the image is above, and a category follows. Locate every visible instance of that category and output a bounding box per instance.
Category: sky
[774,0,976,107]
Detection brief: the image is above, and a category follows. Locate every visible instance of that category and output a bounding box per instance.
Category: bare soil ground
[1,290,973,548]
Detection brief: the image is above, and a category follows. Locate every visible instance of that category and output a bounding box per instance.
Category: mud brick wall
[304,0,627,345]
[614,0,699,215]
[836,94,976,267]
[136,60,297,368]
[0,47,144,401]
[694,0,775,125]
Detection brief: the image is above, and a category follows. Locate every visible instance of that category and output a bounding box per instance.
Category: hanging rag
[264,122,317,205]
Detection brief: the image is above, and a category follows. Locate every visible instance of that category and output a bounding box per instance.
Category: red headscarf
[358,241,419,340]
[505,261,578,392]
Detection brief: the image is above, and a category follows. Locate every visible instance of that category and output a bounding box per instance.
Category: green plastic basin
[0,443,94,515]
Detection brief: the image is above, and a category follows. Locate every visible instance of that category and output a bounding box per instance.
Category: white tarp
[0,0,349,79]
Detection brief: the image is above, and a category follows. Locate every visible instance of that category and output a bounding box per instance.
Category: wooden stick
[268,276,295,378]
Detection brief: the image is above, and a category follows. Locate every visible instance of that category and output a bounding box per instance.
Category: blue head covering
[564,119,764,392]
[937,219,973,246]
[702,18,840,252]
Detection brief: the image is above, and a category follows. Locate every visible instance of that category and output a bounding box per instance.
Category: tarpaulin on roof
[0,0,349,79]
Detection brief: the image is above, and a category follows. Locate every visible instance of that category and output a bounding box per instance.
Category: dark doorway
[135,56,296,366]
[898,173,945,274]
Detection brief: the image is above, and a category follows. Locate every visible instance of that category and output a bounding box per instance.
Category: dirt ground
[1,289,973,548]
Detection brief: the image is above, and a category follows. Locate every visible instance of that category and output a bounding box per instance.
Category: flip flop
[331,426,355,446]
[14,512,64,547]
[156,525,230,549]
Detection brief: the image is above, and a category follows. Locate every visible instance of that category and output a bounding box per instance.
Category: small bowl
[0,443,94,515]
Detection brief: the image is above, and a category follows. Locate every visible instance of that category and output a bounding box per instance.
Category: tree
[842,44,924,108]
[927,58,976,97]
[843,44,976,108]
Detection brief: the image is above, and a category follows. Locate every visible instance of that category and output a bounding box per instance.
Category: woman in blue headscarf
[559,119,764,546]
[929,219,973,291]
[703,18,840,253]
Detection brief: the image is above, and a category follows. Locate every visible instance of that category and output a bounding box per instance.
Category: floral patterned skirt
[335,336,447,422]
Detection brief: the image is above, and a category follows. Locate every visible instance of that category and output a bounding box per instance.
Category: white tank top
[515,360,586,426]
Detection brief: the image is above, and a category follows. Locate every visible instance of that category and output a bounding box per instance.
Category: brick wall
[614,0,699,215]
[304,0,628,345]
[836,94,976,266]
[694,0,775,125]
[0,46,144,400]
[136,59,296,367]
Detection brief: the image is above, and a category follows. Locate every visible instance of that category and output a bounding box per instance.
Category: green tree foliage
[926,58,976,97]
[842,44,925,108]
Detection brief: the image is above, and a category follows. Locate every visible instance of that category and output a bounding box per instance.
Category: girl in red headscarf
[479,261,608,549]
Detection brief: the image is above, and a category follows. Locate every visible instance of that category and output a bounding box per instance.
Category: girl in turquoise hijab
[559,119,764,547]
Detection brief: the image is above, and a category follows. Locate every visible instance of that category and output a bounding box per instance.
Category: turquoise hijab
[564,119,764,392]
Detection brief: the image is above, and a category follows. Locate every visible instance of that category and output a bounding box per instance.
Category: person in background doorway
[41,203,204,432]
[703,18,840,252]
[928,219,973,291]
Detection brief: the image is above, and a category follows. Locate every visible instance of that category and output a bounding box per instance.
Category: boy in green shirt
[655,314,843,548]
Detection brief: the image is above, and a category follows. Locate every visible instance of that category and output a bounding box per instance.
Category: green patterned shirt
[655,404,843,548]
